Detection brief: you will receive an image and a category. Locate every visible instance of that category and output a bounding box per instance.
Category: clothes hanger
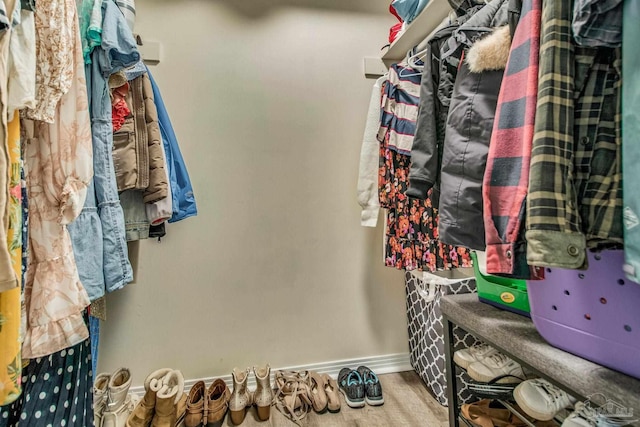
[398,49,425,78]
[397,9,460,78]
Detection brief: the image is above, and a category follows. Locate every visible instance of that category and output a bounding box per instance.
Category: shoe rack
[440,294,640,427]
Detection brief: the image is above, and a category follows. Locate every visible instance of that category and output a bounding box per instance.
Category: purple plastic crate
[527,250,640,380]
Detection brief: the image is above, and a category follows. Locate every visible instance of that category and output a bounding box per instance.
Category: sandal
[273,371,313,425]
[320,374,341,413]
[308,372,328,413]
[461,399,528,427]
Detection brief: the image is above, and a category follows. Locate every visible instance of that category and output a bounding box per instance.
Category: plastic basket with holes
[527,250,640,379]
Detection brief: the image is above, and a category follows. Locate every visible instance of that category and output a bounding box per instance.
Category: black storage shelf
[441,294,640,427]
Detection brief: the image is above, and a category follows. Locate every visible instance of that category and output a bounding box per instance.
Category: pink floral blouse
[21,0,93,358]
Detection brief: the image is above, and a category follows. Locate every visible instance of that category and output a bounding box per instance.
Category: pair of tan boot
[184,379,230,427]
[229,365,274,425]
[125,368,187,427]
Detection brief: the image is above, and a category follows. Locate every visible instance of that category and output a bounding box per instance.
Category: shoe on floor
[151,370,185,427]
[253,365,273,421]
[514,378,576,421]
[467,352,525,384]
[184,381,205,427]
[337,368,365,409]
[126,368,173,427]
[562,402,598,427]
[356,366,384,406]
[102,368,135,427]
[320,374,341,413]
[454,343,500,370]
[308,371,329,413]
[94,373,111,427]
[205,379,230,427]
[229,368,252,426]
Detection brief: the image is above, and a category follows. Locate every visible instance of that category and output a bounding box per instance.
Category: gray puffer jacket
[408,0,513,250]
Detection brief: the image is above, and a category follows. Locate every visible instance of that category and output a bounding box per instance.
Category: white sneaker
[467,352,525,383]
[454,343,499,369]
[514,378,577,421]
[562,402,598,427]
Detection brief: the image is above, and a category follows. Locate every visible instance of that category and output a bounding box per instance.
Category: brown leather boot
[151,370,185,427]
[126,368,172,427]
[184,381,205,427]
[205,379,230,427]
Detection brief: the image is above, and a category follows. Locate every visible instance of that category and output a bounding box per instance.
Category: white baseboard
[129,352,412,395]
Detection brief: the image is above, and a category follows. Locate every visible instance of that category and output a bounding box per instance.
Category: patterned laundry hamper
[405,272,480,406]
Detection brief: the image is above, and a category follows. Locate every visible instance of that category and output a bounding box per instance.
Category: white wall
[98,0,406,386]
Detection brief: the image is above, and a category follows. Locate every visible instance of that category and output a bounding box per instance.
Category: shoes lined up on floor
[94,367,186,427]
[94,364,384,426]
[455,344,624,427]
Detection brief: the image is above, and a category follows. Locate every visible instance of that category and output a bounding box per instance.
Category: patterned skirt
[0,337,94,427]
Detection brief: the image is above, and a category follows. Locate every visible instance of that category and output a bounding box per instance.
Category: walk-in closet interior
[0,0,639,426]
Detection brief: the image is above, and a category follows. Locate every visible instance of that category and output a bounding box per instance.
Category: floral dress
[21,0,93,359]
[378,62,472,272]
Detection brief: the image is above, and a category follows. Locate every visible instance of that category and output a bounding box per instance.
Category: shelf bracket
[363,56,387,79]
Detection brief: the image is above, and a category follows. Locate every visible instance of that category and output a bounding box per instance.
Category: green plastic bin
[471,252,530,317]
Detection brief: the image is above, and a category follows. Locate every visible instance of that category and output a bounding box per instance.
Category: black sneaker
[338,368,365,408]
[356,366,384,406]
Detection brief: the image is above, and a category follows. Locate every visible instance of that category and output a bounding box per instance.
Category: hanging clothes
[7,2,35,118]
[120,189,149,241]
[21,0,93,358]
[572,0,622,48]
[146,138,173,226]
[68,0,139,302]
[113,58,169,240]
[112,72,167,203]
[77,0,104,63]
[0,116,22,406]
[622,0,640,283]
[0,0,17,293]
[482,0,542,278]
[0,336,94,427]
[115,0,136,31]
[378,62,472,272]
[525,0,622,270]
[406,3,483,201]
[147,67,198,223]
[357,75,386,228]
[422,0,510,251]
[89,314,100,376]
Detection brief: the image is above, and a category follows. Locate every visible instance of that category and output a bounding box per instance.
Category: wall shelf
[382,0,452,65]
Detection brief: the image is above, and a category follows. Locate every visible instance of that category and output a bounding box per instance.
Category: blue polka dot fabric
[0,338,94,426]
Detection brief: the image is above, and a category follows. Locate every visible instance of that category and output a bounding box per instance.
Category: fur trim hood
[467,25,512,72]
